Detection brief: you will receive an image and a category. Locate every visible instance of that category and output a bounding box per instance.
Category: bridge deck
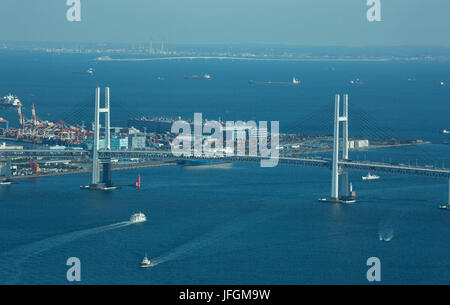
[1,149,449,178]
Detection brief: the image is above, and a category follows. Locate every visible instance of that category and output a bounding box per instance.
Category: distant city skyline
[0,0,450,46]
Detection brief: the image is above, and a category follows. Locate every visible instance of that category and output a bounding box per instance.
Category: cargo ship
[0,93,21,109]
[248,77,300,85]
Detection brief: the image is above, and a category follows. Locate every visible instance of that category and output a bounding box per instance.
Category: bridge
[0,87,449,207]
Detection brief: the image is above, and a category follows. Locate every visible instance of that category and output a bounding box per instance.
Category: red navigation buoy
[136,173,141,189]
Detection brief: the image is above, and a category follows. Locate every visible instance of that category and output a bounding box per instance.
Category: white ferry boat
[130,212,147,223]
[362,173,380,180]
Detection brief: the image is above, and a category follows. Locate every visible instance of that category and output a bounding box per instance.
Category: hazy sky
[0,0,449,45]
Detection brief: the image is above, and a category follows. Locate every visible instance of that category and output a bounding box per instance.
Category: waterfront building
[130,136,146,150]
[111,137,129,150]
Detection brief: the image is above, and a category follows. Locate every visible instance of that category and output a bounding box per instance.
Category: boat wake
[378,231,394,242]
[149,210,268,267]
[0,221,133,284]
[378,215,397,242]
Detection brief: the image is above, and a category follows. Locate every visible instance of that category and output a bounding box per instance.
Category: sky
[0,0,449,46]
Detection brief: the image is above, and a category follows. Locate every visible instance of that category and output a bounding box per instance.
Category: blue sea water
[0,51,449,284]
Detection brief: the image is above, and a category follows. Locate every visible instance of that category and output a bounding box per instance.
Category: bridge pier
[101,159,113,187]
[5,158,12,181]
[447,178,450,208]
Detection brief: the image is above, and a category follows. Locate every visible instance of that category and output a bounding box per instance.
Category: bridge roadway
[1,149,450,179]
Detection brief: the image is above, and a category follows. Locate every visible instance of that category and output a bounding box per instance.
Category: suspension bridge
[0,87,449,207]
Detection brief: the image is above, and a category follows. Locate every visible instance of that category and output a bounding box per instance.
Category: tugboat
[292,77,301,85]
[140,253,151,268]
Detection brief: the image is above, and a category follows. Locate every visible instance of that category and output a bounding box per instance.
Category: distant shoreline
[96,56,411,63]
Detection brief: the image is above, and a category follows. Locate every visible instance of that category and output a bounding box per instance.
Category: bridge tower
[341,94,350,198]
[86,87,113,190]
[325,94,353,203]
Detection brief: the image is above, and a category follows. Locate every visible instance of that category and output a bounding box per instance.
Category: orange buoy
[136,173,141,189]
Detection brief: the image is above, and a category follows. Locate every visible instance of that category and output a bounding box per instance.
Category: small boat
[184,74,211,80]
[130,212,147,223]
[292,77,301,85]
[439,205,448,210]
[140,253,151,268]
[0,180,12,185]
[441,129,450,134]
[362,173,380,180]
[73,68,94,75]
[440,81,445,86]
[349,78,362,85]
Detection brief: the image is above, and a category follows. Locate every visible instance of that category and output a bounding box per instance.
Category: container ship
[0,94,21,109]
